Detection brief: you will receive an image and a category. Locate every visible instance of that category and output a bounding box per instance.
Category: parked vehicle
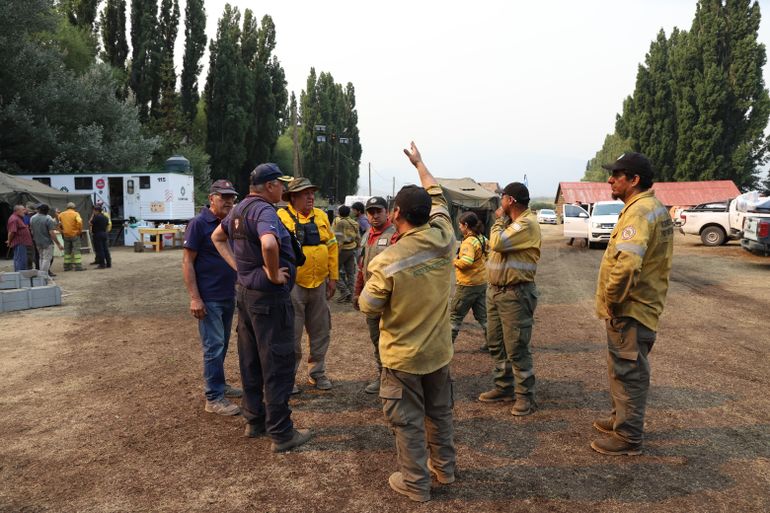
[562,200,624,248]
[741,216,770,256]
[537,208,557,224]
[679,195,770,246]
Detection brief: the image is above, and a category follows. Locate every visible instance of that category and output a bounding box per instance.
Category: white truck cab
[563,200,624,248]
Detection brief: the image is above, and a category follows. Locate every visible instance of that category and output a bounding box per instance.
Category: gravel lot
[1,224,768,512]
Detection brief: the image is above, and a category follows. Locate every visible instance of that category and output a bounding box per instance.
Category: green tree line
[584,0,770,191]
[0,0,363,203]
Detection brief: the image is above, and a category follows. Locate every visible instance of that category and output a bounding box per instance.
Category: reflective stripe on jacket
[595,190,674,331]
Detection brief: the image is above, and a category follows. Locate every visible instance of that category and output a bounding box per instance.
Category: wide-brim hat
[282,177,318,201]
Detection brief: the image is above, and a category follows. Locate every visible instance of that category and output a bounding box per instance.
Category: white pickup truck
[679,193,770,246]
[562,200,624,248]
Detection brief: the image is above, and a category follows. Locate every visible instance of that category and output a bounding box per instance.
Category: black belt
[491,282,531,291]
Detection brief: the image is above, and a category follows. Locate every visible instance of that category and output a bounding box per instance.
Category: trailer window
[139,176,151,189]
[74,177,93,190]
[33,177,51,186]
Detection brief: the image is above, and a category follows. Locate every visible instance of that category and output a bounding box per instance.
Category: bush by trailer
[18,172,194,222]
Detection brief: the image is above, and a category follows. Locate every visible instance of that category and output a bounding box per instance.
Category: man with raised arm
[360,142,456,502]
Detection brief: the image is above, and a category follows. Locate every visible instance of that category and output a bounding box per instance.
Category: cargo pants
[380,365,456,497]
[62,235,83,270]
[605,316,656,444]
[336,248,357,299]
[291,282,332,380]
[486,282,538,399]
[450,283,487,343]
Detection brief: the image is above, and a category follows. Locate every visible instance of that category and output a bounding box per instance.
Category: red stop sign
[96,178,105,189]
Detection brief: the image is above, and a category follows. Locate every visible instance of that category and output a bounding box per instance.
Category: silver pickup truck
[679,198,770,246]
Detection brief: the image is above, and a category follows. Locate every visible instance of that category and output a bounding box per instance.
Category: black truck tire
[701,226,726,246]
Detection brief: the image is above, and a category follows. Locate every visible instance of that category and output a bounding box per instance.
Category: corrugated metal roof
[556,180,740,206]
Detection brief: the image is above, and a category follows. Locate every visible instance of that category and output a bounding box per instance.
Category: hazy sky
[175,0,770,198]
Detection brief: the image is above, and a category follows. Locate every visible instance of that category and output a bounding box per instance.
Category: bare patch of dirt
[1,225,769,512]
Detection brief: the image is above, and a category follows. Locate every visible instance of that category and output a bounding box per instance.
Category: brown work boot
[592,417,614,434]
[364,378,380,394]
[590,436,642,456]
[427,458,455,485]
[308,375,333,390]
[387,472,430,502]
[244,422,266,438]
[510,396,535,416]
[478,388,515,403]
[271,428,312,453]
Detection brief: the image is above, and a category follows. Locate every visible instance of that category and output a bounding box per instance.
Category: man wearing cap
[212,163,311,452]
[360,142,456,503]
[353,195,397,394]
[90,205,112,269]
[183,179,241,417]
[277,177,338,391]
[331,204,360,303]
[88,201,111,266]
[591,152,673,456]
[58,202,85,271]
[478,182,541,417]
[6,205,33,271]
[30,204,63,277]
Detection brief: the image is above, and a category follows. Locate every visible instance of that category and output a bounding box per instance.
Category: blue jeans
[13,245,28,271]
[198,298,235,401]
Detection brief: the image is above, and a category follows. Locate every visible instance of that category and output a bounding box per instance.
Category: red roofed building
[554,180,740,216]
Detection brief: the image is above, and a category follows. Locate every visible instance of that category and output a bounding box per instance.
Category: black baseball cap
[394,185,431,225]
[210,179,237,195]
[250,163,283,185]
[365,196,388,211]
[502,182,530,203]
[602,152,652,178]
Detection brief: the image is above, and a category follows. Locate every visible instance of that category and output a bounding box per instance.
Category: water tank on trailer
[164,155,191,174]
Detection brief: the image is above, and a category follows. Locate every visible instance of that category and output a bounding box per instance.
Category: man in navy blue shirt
[212,163,312,452]
[183,179,241,417]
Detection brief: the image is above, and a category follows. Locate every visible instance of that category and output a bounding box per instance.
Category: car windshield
[540,209,554,215]
[593,203,623,216]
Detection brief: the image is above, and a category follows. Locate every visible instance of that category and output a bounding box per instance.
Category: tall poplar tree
[151,0,179,118]
[100,0,129,70]
[180,0,206,125]
[204,4,247,185]
[129,0,158,121]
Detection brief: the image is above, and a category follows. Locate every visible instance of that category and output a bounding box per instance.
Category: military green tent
[1,172,92,257]
[436,177,500,238]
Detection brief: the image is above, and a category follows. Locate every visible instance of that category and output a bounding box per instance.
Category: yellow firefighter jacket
[487,209,541,286]
[454,234,488,286]
[277,204,339,288]
[359,185,454,375]
[58,209,83,238]
[595,190,674,331]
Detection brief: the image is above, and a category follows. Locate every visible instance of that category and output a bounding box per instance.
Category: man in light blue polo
[182,179,242,416]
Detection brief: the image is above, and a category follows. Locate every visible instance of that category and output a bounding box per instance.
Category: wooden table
[138,228,183,252]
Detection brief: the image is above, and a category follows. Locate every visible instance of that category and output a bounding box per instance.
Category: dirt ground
[1,225,769,513]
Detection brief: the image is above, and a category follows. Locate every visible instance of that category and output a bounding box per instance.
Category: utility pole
[368,162,371,196]
[392,176,395,198]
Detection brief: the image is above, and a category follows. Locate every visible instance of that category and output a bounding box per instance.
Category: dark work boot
[590,436,642,456]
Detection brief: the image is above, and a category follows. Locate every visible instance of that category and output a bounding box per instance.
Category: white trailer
[18,172,195,222]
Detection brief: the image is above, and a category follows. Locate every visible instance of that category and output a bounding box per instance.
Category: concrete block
[28,285,61,308]
[31,276,48,287]
[1,288,31,312]
[0,272,21,290]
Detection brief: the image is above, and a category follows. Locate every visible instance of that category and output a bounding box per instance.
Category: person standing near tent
[90,205,111,269]
[58,202,85,271]
[6,205,32,271]
[30,204,62,277]
[450,211,489,349]
[478,182,541,417]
